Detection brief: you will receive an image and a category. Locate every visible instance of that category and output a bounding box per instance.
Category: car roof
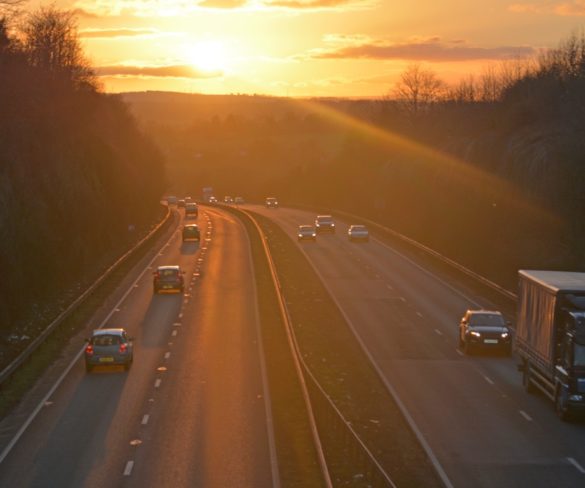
[467,310,503,316]
[184,224,199,228]
[316,215,333,219]
[299,224,315,228]
[92,328,126,336]
[157,265,181,271]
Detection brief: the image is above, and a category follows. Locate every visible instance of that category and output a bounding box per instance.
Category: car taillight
[119,343,128,354]
[85,344,94,355]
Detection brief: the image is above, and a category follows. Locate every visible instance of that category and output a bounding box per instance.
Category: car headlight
[569,394,584,402]
[501,332,509,339]
[470,331,481,338]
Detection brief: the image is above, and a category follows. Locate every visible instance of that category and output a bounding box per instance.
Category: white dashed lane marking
[123,461,134,476]
[519,410,532,422]
[141,415,149,425]
[567,457,585,474]
[155,379,162,388]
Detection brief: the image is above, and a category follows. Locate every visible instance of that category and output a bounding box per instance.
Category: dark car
[224,196,234,204]
[315,215,335,234]
[153,265,185,294]
[84,328,133,372]
[177,199,186,208]
[182,224,200,242]
[298,225,317,242]
[166,195,177,206]
[265,197,279,208]
[185,202,198,218]
[459,310,512,355]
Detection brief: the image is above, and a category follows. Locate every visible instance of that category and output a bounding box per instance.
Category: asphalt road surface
[250,203,585,488]
[0,207,278,488]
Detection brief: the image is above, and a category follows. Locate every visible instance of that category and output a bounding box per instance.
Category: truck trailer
[516,270,585,420]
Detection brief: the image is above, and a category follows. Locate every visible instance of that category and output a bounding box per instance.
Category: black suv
[459,310,512,355]
[153,265,185,294]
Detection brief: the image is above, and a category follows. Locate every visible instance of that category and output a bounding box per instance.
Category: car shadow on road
[180,242,200,255]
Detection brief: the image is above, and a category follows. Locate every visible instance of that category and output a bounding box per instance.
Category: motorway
[248,204,585,488]
[0,208,278,487]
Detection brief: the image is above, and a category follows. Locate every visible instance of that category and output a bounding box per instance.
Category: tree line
[136,31,585,290]
[0,5,166,346]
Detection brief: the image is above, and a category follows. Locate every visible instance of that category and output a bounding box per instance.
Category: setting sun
[183,40,230,74]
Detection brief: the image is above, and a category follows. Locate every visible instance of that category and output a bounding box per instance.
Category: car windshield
[159,269,179,280]
[469,313,505,326]
[92,334,120,346]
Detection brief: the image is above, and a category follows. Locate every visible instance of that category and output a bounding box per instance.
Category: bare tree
[20,5,96,89]
[393,63,445,117]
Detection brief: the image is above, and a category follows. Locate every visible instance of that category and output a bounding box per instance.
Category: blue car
[85,328,134,372]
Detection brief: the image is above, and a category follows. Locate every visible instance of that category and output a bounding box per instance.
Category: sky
[46,0,585,97]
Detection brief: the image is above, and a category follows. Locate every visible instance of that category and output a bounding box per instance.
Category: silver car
[84,328,134,372]
[348,224,369,242]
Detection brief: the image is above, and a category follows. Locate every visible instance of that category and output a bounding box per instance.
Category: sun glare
[184,41,230,73]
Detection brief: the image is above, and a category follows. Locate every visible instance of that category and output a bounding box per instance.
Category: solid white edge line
[0,224,179,465]
[434,329,443,336]
[567,457,585,474]
[123,460,134,476]
[519,410,532,422]
[483,376,495,385]
[294,242,455,488]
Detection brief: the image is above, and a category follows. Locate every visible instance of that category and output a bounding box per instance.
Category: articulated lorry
[516,270,585,420]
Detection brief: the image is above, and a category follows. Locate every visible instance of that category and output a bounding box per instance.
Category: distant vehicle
[459,310,511,355]
[182,224,200,242]
[185,202,198,218]
[315,215,335,234]
[178,199,186,208]
[153,265,185,294]
[348,224,369,242]
[202,186,214,202]
[516,270,585,420]
[298,225,317,242]
[265,197,279,208]
[209,196,218,204]
[167,196,177,206]
[84,328,133,372]
[184,196,193,204]
[224,196,234,204]
[234,196,245,204]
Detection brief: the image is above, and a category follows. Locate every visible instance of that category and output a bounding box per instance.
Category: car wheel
[85,362,93,373]
[124,360,132,371]
[458,333,464,348]
[463,341,473,355]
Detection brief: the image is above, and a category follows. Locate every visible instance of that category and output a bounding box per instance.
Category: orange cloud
[310,37,535,62]
[96,64,223,79]
[509,1,585,16]
[80,28,160,38]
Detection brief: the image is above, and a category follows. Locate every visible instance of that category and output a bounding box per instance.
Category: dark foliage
[0,11,166,339]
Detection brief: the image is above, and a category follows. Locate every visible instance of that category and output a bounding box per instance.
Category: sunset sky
[48,0,585,97]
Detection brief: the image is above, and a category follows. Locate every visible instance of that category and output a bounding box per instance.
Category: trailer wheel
[522,365,535,393]
[555,388,571,422]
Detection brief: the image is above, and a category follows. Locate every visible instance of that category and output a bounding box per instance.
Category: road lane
[0,208,277,488]
[252,204,585,488]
